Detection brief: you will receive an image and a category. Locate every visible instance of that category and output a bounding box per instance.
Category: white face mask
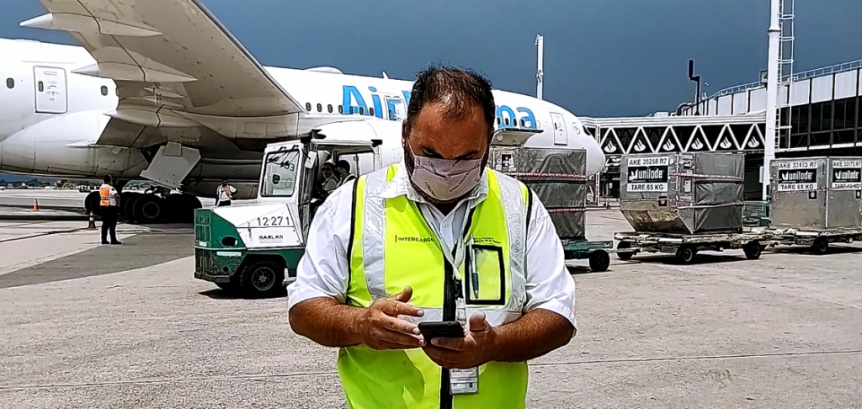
[407,141,484,201]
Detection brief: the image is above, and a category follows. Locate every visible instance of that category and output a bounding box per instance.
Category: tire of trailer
[616,241,633,261]
[588,250,611,272]
[811,237,829,255]
[675,246,696,264]
[743,241,762,260]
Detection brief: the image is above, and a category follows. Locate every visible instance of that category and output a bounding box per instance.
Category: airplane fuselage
[0,38,604,199]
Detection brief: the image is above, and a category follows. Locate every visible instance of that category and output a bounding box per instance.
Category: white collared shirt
[286,161,577,329]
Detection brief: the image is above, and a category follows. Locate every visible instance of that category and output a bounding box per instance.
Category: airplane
[0,0,605,224]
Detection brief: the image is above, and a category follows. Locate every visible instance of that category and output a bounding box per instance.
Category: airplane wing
[22,0,307,140]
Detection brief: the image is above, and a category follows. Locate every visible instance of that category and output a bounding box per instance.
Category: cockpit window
[261,149,300,197]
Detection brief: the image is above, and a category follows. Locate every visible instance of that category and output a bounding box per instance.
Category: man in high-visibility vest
[287,66,577,409]
[99,175,122,245]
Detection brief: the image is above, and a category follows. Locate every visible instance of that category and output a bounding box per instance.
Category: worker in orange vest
[99,175,122,245]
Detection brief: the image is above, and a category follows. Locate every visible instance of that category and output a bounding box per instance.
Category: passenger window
[327,104,333,113]
[5,78,13,89]
[359,107,365,115]
[369,107,375,116]
[338,105,344,114]
[38,81,44,92]
[519,119,525,128]
[316,103,322,112]
[305,102,312,111]
[101,86,108,96]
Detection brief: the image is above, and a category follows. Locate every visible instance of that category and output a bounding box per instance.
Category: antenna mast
[535,34,544,100]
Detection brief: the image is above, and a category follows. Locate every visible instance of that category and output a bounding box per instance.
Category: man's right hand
[356,286,426,350]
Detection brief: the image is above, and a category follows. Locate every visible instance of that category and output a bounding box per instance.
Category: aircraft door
[550,112,568,145]
[384,96,407,121]
[33,66,68,114]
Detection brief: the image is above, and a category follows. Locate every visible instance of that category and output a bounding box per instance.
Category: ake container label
[777,160,818,191]
[626,156,669,192]
[831,159,862,190]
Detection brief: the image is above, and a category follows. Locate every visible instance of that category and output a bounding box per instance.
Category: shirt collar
[377,160,489,207]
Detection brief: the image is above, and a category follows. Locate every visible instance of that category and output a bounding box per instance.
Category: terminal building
[585,58,862,200]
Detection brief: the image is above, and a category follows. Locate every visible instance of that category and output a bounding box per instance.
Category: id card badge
[449,367,479,394]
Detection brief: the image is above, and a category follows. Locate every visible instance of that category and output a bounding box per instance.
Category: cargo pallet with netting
[490,146,616,272]
[613,231,769,264]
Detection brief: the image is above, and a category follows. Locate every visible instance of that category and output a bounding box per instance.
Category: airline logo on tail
[342,85,538,129]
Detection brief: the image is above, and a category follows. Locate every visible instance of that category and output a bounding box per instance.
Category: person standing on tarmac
[287,66,577,408]
[99,175,122,245]
[215,179,237,207]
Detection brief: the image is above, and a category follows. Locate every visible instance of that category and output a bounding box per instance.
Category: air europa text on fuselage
[341,85,538,130]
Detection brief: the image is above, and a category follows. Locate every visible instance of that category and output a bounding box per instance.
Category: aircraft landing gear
[84,187,202,224]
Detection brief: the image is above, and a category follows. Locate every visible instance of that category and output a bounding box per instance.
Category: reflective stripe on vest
[99,185,112,207]
[338,164,532,409]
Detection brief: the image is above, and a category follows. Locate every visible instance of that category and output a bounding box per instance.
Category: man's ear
[401,122,410,149]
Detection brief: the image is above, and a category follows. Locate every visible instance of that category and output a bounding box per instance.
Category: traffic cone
[88,211,96,229]
[32,199,39,211]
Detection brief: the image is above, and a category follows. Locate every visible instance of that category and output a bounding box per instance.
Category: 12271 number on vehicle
[256,216,289,227]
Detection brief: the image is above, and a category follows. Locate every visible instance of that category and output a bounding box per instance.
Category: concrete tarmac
[1,210,862,408]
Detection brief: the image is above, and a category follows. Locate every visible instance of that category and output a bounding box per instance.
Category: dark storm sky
[2,0,861,117]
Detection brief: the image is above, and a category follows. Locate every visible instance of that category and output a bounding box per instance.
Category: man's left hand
[422,312,497,369]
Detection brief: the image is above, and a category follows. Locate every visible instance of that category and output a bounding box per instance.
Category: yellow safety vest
[339,164,532,409]
[99,185,114,207]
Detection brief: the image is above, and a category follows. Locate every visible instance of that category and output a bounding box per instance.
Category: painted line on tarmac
[0,227,90,244]
[1,348,862,391]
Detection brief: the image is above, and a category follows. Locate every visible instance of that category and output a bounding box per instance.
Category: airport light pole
[535,34,544,100]
[688,60,701,115]
[763,0,780,201]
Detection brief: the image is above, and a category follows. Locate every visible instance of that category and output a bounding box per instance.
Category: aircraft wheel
[119,192,136,216]
[123,193,141,222]
[84,191,102,216]
[132,194,165,224]
[179,194,202,223]
[163,194,186,223]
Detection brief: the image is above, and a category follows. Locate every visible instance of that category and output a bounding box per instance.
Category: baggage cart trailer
[760,227,862,255]
[613,231,769,264]
[562,239,614,272]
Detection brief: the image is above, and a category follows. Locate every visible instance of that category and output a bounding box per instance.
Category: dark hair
[336,160,351,172]
[103,175,112,184]
[404,65,496,131]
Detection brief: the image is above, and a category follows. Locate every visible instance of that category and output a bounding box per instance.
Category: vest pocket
[464,245,506,305]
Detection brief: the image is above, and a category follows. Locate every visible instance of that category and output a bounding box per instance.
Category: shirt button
[442,222,449,227]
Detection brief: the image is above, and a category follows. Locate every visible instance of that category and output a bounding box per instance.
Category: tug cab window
[261,149,300,197]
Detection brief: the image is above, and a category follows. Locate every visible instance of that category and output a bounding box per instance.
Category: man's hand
[422,312,497,369]
[356,286,426,350]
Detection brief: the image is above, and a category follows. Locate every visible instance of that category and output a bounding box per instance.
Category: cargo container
[615,152,767,263]
[761,156,862,254]
[619,152,746,235]
[490,146,613,271]
[769,157,862,229]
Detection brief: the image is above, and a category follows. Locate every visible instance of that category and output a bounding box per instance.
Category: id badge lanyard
[450,236,478,395]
